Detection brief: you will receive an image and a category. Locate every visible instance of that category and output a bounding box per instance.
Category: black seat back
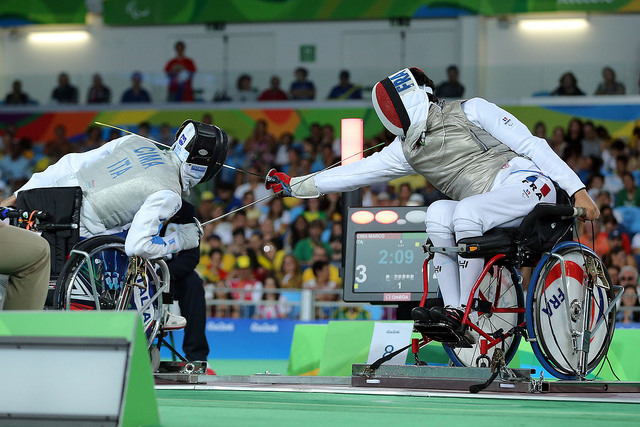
[16,186,82,279]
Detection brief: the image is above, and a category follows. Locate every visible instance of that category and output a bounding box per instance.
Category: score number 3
[355,264,367,283]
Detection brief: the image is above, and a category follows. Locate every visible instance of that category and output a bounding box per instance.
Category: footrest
[413,321,474,348]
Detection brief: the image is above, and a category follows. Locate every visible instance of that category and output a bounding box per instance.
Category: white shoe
[164,312,187,330]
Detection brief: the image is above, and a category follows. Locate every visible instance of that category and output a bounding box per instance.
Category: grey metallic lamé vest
[77,137,182,229]
[402,100,519,201]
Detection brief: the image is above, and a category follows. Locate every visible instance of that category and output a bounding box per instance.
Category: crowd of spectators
[2,64,640,322]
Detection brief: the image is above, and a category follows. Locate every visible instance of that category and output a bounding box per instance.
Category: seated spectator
[197,248,229,284]
[3,80,31,105]
[602,138,626,176]
[532,121,547,141]
[258,75,288,101]
[303,260,339,319]
[234,166,271,209]
[293,219,331,266]
[617,285,640,324]
[41,124,73,167]
[79,125,104,152]
[0,137,32,192]
[301,245,342,286]
[278,254,303,289]
[327,70,362,100]
[260,197,291,235]
[603,154,630,196]
[227,226,248,258]
[196,190,215,221]
[262,238,285,271]
[547,126,567,157]
[594,66,625,95]
[227,254,263,318]
[158,122,173,147]
[302,198,328,224]
[550,72,585,96]
[586,173,605,200]
[615,172,640,207]
[199,233,235,271]
[233,74,258,102]
[213,181,242,214]
[210,205,233,245]
[581,121,602,158]
[121,71,152,103]
[255,275,287,319]
[86,73,111,104]
[51,72,79,104]
[435,65,465,98]
[289,67,315,100]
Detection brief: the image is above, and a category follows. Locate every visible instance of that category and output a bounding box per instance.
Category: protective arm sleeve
[302,138,416,195]
[15,137,126,194]
[462,98,585,196]
[124,190,184,258]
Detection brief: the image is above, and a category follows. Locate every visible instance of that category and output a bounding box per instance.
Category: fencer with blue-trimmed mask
[3,120,228,259]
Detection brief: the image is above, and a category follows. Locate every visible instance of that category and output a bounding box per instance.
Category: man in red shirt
[164,40,197,102]
[258,76,288,101]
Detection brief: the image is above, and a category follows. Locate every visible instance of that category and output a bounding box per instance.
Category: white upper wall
[0,12,638,105]
[483,13,640,98]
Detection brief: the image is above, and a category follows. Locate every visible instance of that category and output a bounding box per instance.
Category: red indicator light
[351,210,375,225]
[375,210,399,224]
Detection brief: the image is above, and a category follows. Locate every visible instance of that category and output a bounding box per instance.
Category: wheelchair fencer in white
[266,66,599,328]
[0,120,229,343]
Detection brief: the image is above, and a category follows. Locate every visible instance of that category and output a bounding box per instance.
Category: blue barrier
[161,318,328,360]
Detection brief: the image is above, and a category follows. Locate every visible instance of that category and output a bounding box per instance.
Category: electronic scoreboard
[343,206,440,303]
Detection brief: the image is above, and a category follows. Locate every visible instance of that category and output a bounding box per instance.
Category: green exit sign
[299,45,316,62]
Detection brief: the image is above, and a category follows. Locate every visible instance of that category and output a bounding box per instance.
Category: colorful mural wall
[2,102,639,146]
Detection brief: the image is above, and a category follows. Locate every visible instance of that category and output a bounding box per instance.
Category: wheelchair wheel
[54,236,167,347]
[527,241,616,379]
[444,264,524,368]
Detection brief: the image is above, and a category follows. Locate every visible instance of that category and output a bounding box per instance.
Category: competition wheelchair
[412,202,622,380]
[2,187,175,357]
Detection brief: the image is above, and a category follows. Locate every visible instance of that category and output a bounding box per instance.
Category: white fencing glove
[166,223,201,253]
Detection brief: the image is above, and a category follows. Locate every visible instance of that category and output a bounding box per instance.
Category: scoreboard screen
[343,206,440,303]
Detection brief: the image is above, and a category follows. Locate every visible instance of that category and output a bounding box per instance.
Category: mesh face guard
[173,120,229,184]
[371,68,433,144]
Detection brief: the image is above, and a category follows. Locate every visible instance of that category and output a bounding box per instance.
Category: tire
[445,264,524,368]
[526,241,616,379]
[54,236,166,347]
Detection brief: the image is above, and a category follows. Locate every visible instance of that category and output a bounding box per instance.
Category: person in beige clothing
[0,222,50,310]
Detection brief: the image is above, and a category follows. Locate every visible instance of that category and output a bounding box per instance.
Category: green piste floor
[155,359,640,427]
[156,389,640,427]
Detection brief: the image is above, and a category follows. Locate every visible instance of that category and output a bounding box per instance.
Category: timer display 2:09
[353,232,424,293]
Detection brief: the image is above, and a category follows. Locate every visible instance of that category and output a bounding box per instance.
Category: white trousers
[425,162,557,307]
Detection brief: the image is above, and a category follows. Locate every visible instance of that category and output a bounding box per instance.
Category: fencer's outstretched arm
[280,139,415,197]
[124,190,200,258]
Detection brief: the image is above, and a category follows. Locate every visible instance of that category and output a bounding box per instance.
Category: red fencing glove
[265,168,292,196]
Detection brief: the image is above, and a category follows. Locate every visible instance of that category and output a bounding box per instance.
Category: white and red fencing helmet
[371,67,433,144]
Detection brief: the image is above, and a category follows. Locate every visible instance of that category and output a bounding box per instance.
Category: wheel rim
[447,265,524,367]
[61,242,164,347]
